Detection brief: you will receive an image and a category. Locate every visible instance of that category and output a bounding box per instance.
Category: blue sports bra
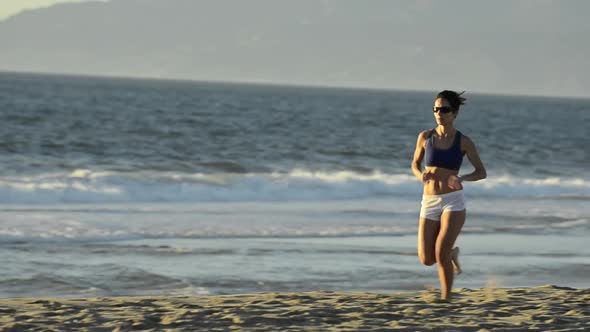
[424,129,464,170]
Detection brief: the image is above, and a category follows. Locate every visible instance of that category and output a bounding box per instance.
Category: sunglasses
[433,107,454,114]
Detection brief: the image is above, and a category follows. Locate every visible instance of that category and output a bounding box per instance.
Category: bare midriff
[423,166,462,195]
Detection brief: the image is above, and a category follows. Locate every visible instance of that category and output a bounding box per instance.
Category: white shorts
[420,190,466,221]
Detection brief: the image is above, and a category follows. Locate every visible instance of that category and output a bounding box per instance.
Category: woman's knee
[435,247,452,264]
[418,253,436,266]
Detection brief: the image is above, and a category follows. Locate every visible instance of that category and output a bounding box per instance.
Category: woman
[411,90,487,301]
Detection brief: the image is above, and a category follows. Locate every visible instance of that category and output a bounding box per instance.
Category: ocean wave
[0,266,201,298]
[0,219,587,244]
[0,169,588,204]
[0,225,418,243]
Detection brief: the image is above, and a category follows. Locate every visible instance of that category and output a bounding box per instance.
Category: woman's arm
[411,131,432,182]
[459,135,487,182]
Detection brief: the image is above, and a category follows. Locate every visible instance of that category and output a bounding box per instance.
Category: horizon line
[1,69,589,101]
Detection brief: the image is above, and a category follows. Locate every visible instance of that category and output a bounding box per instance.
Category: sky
[1,0,589,98]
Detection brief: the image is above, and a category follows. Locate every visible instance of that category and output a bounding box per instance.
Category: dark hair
[436,90,466,111]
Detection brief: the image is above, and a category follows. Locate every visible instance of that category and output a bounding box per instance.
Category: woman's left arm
[459,135,487,182]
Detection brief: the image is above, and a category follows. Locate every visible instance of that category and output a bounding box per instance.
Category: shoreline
[0,285,587,331]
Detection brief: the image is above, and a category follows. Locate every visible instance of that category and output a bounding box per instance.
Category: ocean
[0,72,588,298]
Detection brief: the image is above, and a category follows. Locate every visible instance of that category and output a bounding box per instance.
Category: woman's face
[433,98,456,126]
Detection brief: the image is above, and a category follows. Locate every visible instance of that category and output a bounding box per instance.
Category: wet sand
[0,285,588,331]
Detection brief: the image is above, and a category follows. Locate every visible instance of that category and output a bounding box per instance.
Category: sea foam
[0,169,587,204]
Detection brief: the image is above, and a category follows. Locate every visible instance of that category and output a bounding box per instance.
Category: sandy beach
[0,285,587,331]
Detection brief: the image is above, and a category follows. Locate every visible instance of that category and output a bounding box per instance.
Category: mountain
[1,0,589,96]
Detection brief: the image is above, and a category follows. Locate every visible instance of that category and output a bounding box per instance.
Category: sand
[0,285,587,331]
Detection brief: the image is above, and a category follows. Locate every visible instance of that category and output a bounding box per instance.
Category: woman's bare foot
[451,247,462,275]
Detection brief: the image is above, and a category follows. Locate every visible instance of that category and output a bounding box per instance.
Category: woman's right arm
[411,131,429,182]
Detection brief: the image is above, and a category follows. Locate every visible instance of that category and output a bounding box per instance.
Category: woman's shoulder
[418,129,434,139]
[459,131,476,149]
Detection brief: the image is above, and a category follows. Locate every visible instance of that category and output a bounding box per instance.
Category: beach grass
[0,285,588,331]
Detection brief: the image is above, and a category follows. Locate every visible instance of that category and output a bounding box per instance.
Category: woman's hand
[422,171,435,183]
[448,175,463,190]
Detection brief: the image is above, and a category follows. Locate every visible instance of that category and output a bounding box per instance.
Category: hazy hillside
[0,0,589,96]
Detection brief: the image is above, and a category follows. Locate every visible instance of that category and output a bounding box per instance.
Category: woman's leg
[435,210,466,300]
[418,218,440,266]
[452,247,462,275]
